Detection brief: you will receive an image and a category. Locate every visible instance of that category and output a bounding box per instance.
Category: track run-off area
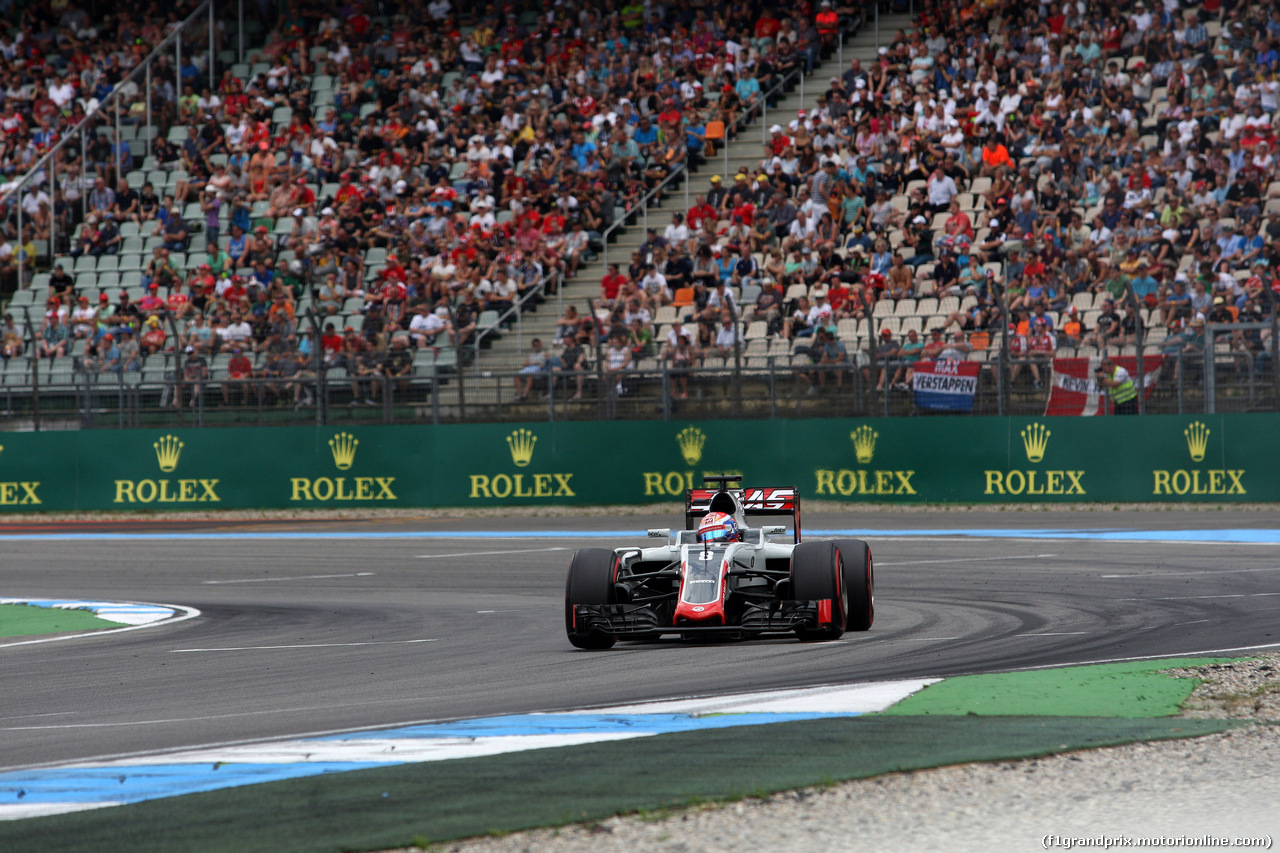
[0,509,1277,847]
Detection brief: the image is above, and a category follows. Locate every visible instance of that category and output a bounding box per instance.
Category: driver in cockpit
[696,511,741,543]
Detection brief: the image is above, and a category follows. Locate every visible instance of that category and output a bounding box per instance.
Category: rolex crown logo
[506,428,537,468]
[850,425,878,464]
[1184,421,1210,463]
[329,432,359,470]
[154,435,184,472]
[1021,423,1050,464]
[676,426,706,466]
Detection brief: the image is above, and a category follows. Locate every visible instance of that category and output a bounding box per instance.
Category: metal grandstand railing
[471,270,565,360]
[3,309,1277,430]
[599,163,690,273]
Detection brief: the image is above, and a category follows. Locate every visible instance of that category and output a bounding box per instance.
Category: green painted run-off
[880,658,1243,718]
[0,604,125,638]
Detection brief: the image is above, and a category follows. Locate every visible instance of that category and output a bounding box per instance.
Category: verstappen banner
[912,359,981,411]
[1045,355,1164,416]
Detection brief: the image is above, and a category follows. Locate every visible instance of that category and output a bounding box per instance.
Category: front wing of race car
[570,598,834,639]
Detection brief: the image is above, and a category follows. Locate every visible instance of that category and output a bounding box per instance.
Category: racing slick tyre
[790,541,846,642]
[832,539,874,631]
[565,549,619,650]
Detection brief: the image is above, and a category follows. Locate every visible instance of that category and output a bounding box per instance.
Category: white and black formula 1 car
[564,476,874,649]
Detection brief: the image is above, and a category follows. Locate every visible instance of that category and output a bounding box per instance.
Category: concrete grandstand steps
[476,15,913,372]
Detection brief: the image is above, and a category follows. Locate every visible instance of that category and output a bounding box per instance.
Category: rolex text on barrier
[467,429,576,499]
[1151,420,1246,496]
[813,425,917,497]
[289,432,399,503]
[0,416,1273,511]
[982,422,1087,497]
[113,435,221,504]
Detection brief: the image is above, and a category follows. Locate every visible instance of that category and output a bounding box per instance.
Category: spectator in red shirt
[138,284,165,315]
[942,200,974,243]
[380,255,407,284]
[541,209,568,235]
[686,195,718,232]
[334,174,360,206]
[754,9,782,41]
[223,347,257,405]
[599,263,627,309]
[140,315,167,355]
[768,125,792,156]
[815,1,839,46]
[657,99,682,127]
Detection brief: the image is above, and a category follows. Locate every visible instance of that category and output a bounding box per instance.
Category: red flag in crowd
[1045,356,1163,416]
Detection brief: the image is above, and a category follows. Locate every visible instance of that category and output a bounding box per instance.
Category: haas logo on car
[742,488,795,510]
[687,488,797,513]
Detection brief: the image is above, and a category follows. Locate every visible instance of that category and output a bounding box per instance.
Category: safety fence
[0,413,1270,510]
[1,324,1276,430]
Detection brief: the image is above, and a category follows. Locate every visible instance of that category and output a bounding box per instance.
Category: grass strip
[0,603,125,638]
[0,715,1242,853]
[880,658,1245,718]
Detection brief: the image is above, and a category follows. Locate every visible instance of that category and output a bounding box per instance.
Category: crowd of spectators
[9,0,1279,407]
[0,0,868,406]
[571,0,1280,397]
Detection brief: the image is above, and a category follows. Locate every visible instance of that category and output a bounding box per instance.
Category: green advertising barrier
[0,413,1269,511]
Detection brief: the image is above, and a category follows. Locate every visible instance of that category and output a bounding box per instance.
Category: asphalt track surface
[1,510,1277,774]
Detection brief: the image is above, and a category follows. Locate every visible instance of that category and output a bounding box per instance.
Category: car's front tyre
[832,539,874,631]
[790,541,846,642]
[565,548,619,650]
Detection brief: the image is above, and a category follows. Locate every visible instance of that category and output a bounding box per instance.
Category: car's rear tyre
[565,548,618,650]
[832,539,874,631]
[790,541,846,642]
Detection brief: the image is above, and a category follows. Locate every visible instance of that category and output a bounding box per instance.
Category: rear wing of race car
[685,477,802,543]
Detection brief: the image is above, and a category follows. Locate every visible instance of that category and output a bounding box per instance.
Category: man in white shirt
[706,281,737,317]
[219,314,254,351]
[48,76,75,109]
[1130,2,1153,32]
[70,297,97,338]
[1219,105,1246,141]
[639,266,671,305]
[808,294,834,328]
[926,166,958,212]
[21,187,49,218]
[328,41,351,66]
[663,212,689,248]
[197,90,223,115]
[788,209,816,242]
[664,319,692,351]
[622,299,652,330]
[996,92,1022,129]
[468,201,497,231]
[409,305,451,346]
[225,118,248,147]
[714,316,743,357]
